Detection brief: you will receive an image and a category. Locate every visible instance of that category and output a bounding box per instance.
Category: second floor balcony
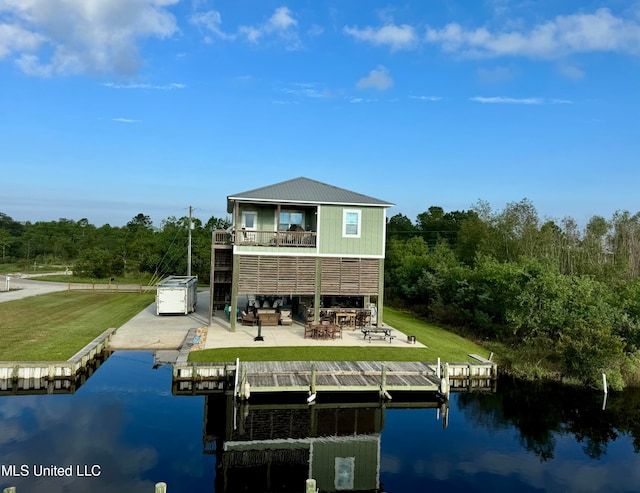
[214,229,317,248]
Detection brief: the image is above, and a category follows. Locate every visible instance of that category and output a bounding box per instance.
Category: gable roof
[227,177,394,212]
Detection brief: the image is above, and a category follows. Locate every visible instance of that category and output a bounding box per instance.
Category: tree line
[0,212,230,283]
[3,200,640,388]
[385,200,640,389]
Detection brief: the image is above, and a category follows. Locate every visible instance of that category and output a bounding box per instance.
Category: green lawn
[189,307,489,363]
[0,291,155,361]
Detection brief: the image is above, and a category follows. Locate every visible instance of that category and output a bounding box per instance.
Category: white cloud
[409,95,442,101]
[472,96,543,104]
[0,23,44,59]
[270,6,297,30]
[0,0,179,77]
[308,24,324,37]
[425,8,640,58]
[238,6,300,49]
[558,63,585,80]
[470,96,573,104]
[356,65,393,91]
[344,23,417,51]
[283,83,328,99]
[113,117,140,123]
[190,9,233,42]
[103,82,185,90]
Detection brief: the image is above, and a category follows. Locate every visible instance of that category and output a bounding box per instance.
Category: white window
[343,209,361,238]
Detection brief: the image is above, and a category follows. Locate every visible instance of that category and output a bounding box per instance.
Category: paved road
[0,274,70,302]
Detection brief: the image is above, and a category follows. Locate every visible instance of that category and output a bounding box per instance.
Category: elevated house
[211,177,394,331]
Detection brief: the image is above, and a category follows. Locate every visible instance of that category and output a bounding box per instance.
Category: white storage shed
[156,276,198,315]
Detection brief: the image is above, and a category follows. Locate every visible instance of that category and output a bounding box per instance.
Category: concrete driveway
[109,290,211,350]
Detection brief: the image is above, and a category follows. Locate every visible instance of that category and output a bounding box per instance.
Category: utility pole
[187,206,193,276]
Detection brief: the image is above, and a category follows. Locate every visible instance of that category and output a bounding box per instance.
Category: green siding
[236,205,276,230]
[234,203,386,257]
[318,205,385,256]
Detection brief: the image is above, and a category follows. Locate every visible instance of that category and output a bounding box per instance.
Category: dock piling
[310,363,317,396]
[306,479,317,493]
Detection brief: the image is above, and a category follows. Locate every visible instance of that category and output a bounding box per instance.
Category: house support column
[229,253,239,332]
[313,257,322,324]
[377,258,384,326]
[209,233,215,326]
[276,204,281,246]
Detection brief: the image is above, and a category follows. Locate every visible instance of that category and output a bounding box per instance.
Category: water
[1,351,639,493]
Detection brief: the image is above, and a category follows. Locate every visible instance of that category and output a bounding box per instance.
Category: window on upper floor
[343,209,361,238]
[280,211,304,231]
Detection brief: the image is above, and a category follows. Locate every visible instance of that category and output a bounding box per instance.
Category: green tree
[386,213,415,240]
[0,229,12,259]
[74,247,124,278]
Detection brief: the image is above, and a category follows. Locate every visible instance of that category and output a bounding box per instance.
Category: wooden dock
[173,356,497,399]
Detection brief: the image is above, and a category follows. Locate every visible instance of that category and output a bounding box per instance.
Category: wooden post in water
[380,364,391,400]
[4,487,17,493]
[155,482,167,493]
[310,363,317,396]
[306,478,317,493]
[441,400,449,429]
[233,358,240,397]
[240,363,248,400]
[440,363,450,400]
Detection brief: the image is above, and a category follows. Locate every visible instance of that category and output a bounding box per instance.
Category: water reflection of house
[203,394,396,493]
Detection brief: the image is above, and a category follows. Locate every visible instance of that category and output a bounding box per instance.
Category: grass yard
[0,291,155,361]
[189,307,489,363]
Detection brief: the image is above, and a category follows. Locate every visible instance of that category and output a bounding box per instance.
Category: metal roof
[227,177,394,212]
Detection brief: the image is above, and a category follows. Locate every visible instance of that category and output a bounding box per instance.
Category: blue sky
[1,0,638,227]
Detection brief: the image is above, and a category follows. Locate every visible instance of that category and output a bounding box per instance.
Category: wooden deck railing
[213,229,316,247]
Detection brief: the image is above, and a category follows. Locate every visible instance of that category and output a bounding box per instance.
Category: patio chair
[304,324,315,339]
[332,325,342,339]
[355,310,371,329]
[241,310,258,326]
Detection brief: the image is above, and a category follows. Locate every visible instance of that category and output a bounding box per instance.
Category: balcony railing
[213,229,317,248]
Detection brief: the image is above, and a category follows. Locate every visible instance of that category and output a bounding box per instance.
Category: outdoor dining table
[334,311,356,329]
[308,323,340,339]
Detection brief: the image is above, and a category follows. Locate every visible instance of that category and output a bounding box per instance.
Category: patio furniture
[332,324,342,339]
[279,308,293,325]
[241,310,258,326]
[361,327,395,343]
[257,308,280,326]
[305,323,340,339]
[304,324,315,339]
[335,310,356,330]
[355,310,372,329]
